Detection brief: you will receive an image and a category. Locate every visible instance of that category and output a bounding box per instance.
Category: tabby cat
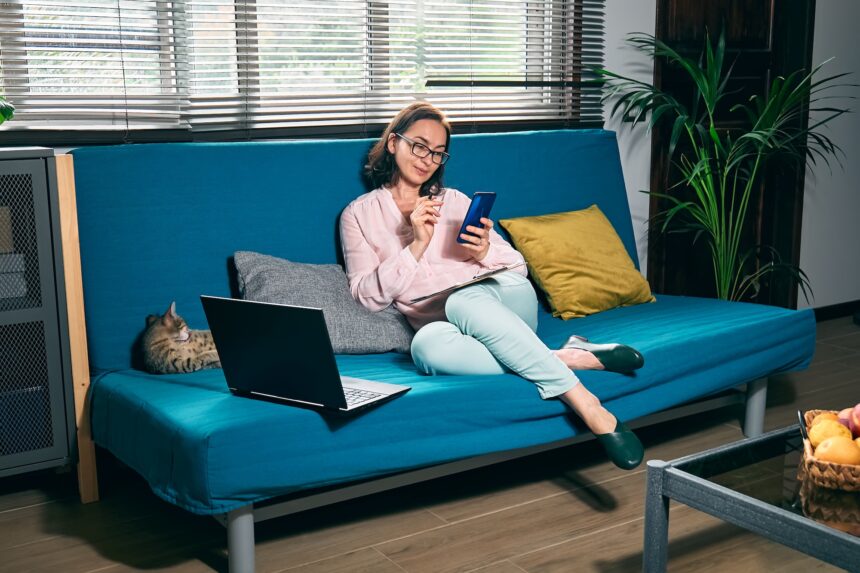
[141,302,221,374]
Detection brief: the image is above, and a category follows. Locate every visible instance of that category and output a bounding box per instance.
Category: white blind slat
[0,0,604,133]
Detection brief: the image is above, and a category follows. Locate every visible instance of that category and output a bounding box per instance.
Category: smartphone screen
[456,192,497,244]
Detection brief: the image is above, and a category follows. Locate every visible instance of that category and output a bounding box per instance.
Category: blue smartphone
[456,192,496,244]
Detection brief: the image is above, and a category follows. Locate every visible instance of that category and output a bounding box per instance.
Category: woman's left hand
[460,217,493,261]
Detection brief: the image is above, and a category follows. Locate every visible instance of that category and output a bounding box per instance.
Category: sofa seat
[90,294,814,515]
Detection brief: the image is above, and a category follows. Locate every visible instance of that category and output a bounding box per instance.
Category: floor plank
[815,317,859,341]
[276,548,405,573]
[252,499,445,572]
[0,468,77,514]
[466,560,531,573]
[0,492,219,572]
[376,470,650,573]
[810,341,860,366]
[763,373,860,432]
[416,415,743,524]
[512,504,844,573]
[827,332,860,351]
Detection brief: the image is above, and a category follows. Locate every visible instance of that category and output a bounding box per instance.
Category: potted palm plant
[597,31,851,301]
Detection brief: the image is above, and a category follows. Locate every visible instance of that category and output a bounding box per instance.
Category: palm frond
[731,246,813,303]
[0,97,13,124]
[602,30,852,301]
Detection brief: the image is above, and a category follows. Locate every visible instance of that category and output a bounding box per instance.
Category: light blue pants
[410,271,580,399]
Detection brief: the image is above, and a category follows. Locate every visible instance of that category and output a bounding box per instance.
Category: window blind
[0,0,604,138]
[0,0,186,130]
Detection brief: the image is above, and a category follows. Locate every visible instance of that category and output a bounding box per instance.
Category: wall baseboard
[813,299,860,322]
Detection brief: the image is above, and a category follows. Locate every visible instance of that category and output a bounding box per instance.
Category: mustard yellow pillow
[499,205,654,319]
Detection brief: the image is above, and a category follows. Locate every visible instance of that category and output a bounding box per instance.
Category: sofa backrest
[71,129,635,372]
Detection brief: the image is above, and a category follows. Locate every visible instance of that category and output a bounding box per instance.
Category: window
[0,1,185,131]
[0,0,604,141]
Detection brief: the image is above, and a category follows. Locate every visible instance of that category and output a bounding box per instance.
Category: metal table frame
[643,425,860,573]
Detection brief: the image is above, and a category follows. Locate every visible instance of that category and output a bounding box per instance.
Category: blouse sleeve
[340,203,421,311]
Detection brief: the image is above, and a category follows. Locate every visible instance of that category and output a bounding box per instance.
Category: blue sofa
[69,130,815,572]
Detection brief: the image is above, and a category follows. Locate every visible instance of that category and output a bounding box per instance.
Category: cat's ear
[162,301,178,326]
[146,314,159,327]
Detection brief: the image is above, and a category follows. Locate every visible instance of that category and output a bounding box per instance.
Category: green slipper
[563,335,644,373]
[595,420,644,470]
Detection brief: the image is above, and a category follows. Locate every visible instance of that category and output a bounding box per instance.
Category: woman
[340,102,645,470]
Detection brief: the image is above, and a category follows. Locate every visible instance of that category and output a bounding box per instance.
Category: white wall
[798,0,860,309]
[603,0,657,275]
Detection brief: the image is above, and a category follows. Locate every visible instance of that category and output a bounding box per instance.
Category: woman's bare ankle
[580,403,617,435]
[559,386,617,435]
[554,348,604,371]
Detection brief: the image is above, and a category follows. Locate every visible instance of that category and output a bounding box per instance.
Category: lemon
[808,419,851,448]
[816,436,860,465]
[810,412,839,427]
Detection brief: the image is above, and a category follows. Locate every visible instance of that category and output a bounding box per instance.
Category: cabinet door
[0,159,69,472]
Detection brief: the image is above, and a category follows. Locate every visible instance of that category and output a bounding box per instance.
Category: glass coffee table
[643,424,860,572]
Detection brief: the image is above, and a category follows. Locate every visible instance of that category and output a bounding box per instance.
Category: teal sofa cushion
[90,295,813,515]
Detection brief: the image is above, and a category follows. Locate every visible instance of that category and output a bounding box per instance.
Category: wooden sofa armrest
[56,154,99,503]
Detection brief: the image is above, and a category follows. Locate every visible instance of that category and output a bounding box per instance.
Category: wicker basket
[798,468,860,536]
[801,409,860,492]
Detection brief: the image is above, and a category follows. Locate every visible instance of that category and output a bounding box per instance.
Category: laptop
[200,295,411,413]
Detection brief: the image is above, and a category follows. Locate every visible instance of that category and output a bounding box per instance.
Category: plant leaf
[0,98,13,123]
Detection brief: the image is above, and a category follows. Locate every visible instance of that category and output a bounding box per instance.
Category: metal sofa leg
[227,505,255,573]
[743,377,768,438]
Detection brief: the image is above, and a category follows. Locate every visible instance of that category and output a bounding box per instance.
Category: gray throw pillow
[233,251,414,354]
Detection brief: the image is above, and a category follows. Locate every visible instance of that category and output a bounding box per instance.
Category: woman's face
[387,118,448,188]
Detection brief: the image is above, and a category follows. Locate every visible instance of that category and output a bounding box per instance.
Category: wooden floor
[2,318,858,573]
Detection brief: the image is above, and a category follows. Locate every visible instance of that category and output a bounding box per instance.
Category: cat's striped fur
[141,302,221,374]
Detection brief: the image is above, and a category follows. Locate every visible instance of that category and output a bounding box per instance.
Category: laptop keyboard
[343,386,385,407]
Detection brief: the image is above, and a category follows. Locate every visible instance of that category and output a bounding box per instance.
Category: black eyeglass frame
[394,133,451,165]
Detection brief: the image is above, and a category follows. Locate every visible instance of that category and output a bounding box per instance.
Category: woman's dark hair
[365,102,452,197]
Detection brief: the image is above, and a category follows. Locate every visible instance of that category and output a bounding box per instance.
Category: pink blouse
[340,186,527,330]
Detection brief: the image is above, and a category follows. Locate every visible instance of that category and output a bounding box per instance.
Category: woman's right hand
[409,198,443,258]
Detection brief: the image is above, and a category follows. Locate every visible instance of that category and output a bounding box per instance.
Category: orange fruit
[808,419,852,448]
[815,436,860,465]
[811,412,839,427]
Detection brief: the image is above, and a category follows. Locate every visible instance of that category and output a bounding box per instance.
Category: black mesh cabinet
[0,147,76,477]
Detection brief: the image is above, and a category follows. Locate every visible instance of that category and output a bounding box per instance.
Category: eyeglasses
[394,133,451,165]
